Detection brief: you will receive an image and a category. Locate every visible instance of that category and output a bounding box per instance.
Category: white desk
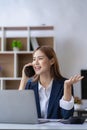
[0,122,87,130]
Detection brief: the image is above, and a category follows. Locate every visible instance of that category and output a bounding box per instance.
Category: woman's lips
[34,66,41,71]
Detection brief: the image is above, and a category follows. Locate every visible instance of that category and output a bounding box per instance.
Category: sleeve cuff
[59,96,74,110]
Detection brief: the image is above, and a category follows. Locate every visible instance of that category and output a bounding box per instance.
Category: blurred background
[0,0,87,106]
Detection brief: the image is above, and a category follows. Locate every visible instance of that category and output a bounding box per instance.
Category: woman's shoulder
[54,77,67,83]
[27,78,33,83]
[25,78,38,89]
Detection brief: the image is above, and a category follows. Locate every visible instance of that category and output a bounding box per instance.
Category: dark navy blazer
[25,78,74,119]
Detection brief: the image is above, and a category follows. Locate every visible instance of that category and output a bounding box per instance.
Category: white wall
[0,0,87,103]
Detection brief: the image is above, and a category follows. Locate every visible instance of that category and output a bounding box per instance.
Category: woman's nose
[35,58,39,65]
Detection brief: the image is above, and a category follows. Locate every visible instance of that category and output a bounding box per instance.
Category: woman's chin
[35,72,41,75]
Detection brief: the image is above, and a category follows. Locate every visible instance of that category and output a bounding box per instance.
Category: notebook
[0,90,47,124]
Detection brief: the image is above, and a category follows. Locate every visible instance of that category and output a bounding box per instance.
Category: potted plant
[11,40,22,51]
[74,96,82,110]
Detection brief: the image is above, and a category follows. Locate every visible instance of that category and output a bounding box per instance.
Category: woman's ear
[50,58,55,65]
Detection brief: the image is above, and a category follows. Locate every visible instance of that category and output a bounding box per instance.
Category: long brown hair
[33,46,63,81]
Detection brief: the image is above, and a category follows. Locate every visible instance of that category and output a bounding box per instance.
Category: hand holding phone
[24,66,35,77]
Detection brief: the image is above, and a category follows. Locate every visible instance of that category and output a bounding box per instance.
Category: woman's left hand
[64,74,84,87]
[63,75,84,101]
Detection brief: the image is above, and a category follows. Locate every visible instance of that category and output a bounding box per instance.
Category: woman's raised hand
[64,74,84,87]
[63,74,84,101]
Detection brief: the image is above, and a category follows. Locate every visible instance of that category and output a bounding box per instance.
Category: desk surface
[0,121,87,130]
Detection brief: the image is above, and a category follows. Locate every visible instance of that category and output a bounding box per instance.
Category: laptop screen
[0,90,38,124]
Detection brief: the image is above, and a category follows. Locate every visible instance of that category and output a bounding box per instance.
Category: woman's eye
[33,56,44,61]
[39,57,43,60]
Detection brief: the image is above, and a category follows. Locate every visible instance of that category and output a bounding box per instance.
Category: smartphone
[24,66,35,77]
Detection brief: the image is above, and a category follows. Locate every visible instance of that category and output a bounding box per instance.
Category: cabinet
[0,26,55,89]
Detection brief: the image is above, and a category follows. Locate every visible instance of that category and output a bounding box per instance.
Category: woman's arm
[63,74,84,101]
[18,63,33,90]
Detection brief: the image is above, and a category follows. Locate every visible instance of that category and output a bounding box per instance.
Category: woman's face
[32,50,52,75]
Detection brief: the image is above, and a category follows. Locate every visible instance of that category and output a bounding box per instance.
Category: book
[30,37,39,50]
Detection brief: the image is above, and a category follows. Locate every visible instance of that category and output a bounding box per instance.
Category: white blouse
[38,80,74,118]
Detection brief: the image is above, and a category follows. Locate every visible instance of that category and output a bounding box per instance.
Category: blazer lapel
[47,79,63,118]
[32,82,41,118]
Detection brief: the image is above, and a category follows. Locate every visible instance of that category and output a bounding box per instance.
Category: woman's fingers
[70,75,84,84]
[65,74,84,86]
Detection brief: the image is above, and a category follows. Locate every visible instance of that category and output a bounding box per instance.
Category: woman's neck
[39,74,52,88]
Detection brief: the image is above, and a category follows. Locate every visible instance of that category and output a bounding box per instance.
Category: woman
[19,46,83,119]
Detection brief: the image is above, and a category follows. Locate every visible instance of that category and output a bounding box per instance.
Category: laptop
[0,90,46,124]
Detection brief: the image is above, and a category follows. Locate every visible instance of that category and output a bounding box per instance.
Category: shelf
[6,37,27,51]
[0,53,14,77]
[4,27,28,37]
[36,37,54,47]
[0,26,55,89]
[4,79,21,89]
[30,26,54,37]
